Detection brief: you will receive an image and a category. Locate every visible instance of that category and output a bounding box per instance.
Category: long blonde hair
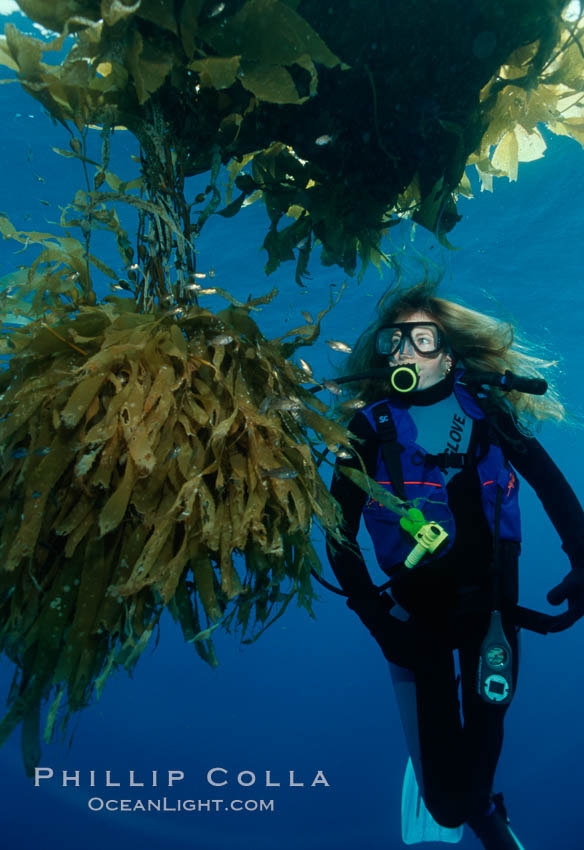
[343,281,565,428]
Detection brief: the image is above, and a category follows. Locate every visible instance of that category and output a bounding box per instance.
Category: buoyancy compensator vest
[360,372,521,574]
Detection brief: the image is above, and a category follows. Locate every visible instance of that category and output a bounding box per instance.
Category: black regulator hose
[309,368,548,396]
[462,370,548,395]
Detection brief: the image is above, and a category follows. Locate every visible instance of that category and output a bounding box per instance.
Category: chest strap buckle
[425,451,467,470]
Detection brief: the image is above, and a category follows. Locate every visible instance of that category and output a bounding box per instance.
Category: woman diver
[326,283,584,849]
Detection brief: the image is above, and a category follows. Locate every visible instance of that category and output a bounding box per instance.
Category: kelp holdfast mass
[0,299,348,773]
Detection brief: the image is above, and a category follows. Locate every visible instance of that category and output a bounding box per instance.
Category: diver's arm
[499,417,584,624]
[326,413,419,664]
[497,417,584,558]
[326,412,379,597]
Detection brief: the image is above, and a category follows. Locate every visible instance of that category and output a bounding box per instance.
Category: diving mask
[376,322,447,360]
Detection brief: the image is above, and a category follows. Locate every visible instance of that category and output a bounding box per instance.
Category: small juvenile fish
[334,449,352,459]
[124,263,140,272]
[298,358,313,377]
[327,443,349,455]
[340,398,366,410]
[301,311,314,324]
[271,398,302,411]
[209,333,233,345]
[208,2,225,16]
[164,447,181,462]
[261,467,299,480]
[323,380,343,395]
[192,272,207,279]
[113,279,132,291]
[65,271,80,282]
[197,288,218,295]
[315,135,333,146]
[326,339,353,353]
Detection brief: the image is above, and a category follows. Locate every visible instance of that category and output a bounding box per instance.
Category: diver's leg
[458,624,519,817]
[389,663,424,788]
[460,625,525,848]
[390,643,469,828]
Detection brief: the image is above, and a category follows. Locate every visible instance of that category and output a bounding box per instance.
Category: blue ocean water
[1,7,584,849]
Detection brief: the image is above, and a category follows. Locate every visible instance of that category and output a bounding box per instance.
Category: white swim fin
[401,758,464,844]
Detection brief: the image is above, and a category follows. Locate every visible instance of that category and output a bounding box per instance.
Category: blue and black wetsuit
[326,371,584,827]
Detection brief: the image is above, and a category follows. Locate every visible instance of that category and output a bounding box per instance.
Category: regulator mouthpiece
[389,363,420,393]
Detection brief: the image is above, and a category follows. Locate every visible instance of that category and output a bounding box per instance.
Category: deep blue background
[1,6,584,849]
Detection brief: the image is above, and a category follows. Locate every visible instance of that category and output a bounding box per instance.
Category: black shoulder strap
[371,403,406,501]
[462,382,526,455]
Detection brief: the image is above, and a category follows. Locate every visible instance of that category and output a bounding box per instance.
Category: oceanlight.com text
[87,797,275,813]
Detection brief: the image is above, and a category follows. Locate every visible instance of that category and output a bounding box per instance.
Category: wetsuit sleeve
[326,413,380,598]
[497,414,584,563]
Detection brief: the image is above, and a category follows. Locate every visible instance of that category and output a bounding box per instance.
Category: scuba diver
[325,283,584,849]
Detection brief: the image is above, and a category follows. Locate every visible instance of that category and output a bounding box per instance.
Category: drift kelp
[3,1,584,279]
[0,299,349,769]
